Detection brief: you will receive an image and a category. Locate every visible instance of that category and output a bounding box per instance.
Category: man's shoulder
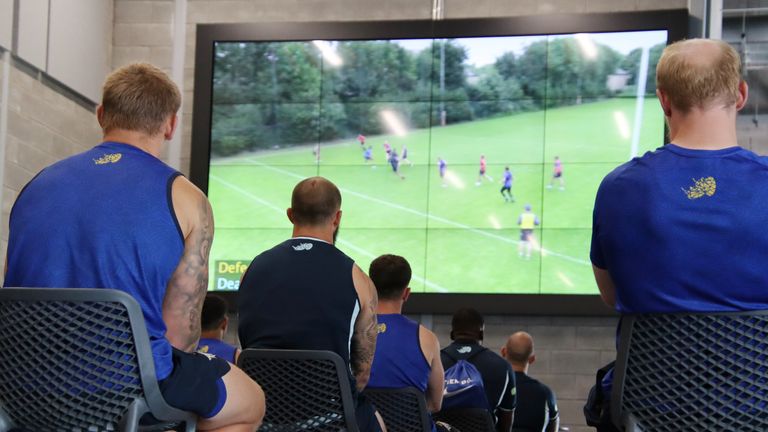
[517,372,553,394]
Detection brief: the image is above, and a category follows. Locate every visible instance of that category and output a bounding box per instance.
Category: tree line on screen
[211,39,664,156]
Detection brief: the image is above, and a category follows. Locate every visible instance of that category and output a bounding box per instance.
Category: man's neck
[200,330,223,340]
[377,300,403,315]
[103,129,164,157]
[292,227,334,244]
[668,107,739,150]
[511,362,528,374]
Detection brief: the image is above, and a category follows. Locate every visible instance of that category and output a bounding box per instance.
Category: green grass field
[208,97,664,294]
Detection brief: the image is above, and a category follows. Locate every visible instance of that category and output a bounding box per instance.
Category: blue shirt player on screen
[500,167,514,202]
[363,145,373,165]
[437,157,447,187]
[389,148,404,179]
[401,144,413,167]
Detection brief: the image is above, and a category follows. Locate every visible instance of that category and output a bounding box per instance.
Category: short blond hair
[656,39,742,113]
[100,63,181,135]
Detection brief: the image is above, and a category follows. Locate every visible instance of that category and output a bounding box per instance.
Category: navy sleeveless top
[238,238,360,376]
[369,314,430,391]
[197,338,238,364]
[5,142,183,380]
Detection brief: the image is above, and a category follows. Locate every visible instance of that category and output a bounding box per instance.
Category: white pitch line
[210,174,450,293]
[242,159,591,266]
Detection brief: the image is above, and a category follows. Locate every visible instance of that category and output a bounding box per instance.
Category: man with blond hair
[501,332,558,432]
[587,38,767,429]
[5,63,264,431]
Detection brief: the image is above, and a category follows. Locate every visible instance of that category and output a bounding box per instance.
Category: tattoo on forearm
[351,288,378,388]
[165,195,213,351]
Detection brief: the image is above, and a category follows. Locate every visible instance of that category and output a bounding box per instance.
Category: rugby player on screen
[476,155,493,186]
[518,204,540,260]
[547,156,564,190]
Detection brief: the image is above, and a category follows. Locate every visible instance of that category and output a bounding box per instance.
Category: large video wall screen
[192,14,687,305]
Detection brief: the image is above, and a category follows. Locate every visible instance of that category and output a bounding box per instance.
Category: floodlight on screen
[613,110,631,140]
[574,33,598,60]
[379,109,408,137]
[488,214,502,230]
[312,40,343,67]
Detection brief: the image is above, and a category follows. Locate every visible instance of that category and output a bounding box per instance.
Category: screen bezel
[191,10,688,316]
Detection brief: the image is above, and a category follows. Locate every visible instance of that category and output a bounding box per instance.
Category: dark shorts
[159,348,231,418]
[501,185,511,192]
[479,169,485,175]
[390,162,399,172]
[520,229,533,241]
[553,171,562,178]
[356,393,383,432]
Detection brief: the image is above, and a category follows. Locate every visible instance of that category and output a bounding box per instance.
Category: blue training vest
[197,338,238,364]
[369,314,430,391]
[5,141,184,380]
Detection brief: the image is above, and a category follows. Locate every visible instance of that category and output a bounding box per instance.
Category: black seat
[238,348,360,432]
[0,288,196,432]
[611,312,768,431]
[363,387,431,432]
[434,408,495,432]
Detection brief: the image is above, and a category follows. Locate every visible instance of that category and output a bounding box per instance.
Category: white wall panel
[48,0,113,102]
[0,0,13,50]
[17,0,48,70]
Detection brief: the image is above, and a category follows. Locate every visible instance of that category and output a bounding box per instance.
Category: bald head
[504,331,534,365]
[290,177,342,227]
[656,38,742,113]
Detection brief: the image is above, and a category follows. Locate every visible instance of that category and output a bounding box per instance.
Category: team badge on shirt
[93,153,122,165]
[682,176,716,200]
[377,323,387,334]
[292,243,313,251]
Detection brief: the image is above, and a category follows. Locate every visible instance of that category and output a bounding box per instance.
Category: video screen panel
[206,30,668,295]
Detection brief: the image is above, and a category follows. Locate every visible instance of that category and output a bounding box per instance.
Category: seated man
[501,332,559,432]
[441,308,516,432]
[367,254,445,430]
[238,176,385,432]
[588,39,768,430]
[197,294,240,364]
[4,63,264,431]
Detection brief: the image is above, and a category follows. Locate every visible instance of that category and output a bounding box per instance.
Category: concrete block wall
[0,62,102,272]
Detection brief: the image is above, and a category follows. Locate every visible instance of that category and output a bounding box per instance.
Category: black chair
[434,408,495,432]
[363,387,431,432]
[0,288,196,432]
[238,348,360,432]
[611,312,768,431]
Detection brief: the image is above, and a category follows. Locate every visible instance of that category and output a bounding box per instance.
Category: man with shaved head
[238,176,385,432]
[588,38,768,429]
[501,332,558,432]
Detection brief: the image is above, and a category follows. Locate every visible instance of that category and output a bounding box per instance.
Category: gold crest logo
[94,153,122,165]
[682,176,716,200]
[377,323,387,334]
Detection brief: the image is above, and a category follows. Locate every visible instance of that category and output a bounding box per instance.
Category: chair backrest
[0,288,194,432]
[434,408,495,432]
[238,348,360,432]
[363,387,431,432]
[611,312,768,432]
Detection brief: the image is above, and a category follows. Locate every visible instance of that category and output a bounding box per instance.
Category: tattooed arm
[350,264,378,392]
[163,176,214,352]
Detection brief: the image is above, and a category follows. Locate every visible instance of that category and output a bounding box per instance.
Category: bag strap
[444,345,488,363]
